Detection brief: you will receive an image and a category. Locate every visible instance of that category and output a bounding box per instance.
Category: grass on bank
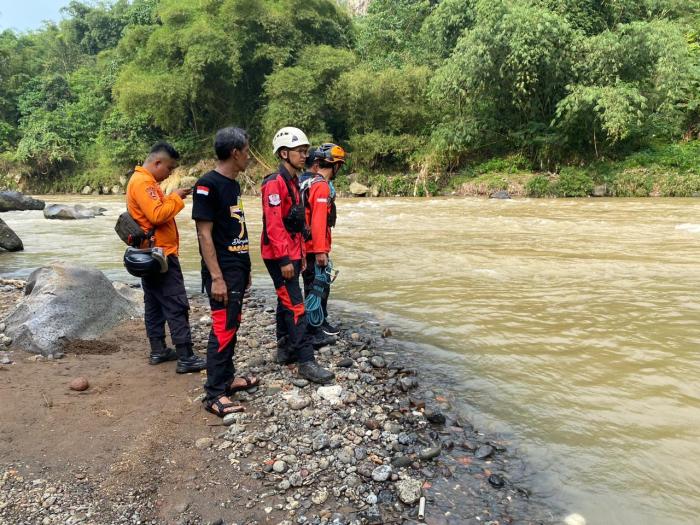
[2,141,699,198]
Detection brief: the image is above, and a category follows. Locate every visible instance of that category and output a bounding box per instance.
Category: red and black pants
[264,258,314,363]
[203,269,247,400]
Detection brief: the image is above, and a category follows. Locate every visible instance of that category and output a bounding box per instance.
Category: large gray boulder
[0,191,45,212]
[3,264,141,356]
[43,203,106,220]
[349,181,369,197]
[0,218,23,251]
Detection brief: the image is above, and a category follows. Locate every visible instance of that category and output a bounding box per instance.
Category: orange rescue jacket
[126,166,184,257]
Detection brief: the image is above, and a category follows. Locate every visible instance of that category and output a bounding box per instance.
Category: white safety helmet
[272,127,310,155]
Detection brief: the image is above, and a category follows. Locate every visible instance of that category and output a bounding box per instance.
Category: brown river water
[1,195,699,524]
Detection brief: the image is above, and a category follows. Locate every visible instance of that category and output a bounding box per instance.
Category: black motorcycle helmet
[123,247,168,277]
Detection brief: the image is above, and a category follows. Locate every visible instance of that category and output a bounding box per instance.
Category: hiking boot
[298,360,335,384]
[311,332,336,349]
[275,336,296,365]
[320,321,340,336]
[149,337,177,365]
[175,343,206,374]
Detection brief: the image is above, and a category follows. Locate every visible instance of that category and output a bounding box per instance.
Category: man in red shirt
[261,127,334,384]
[301,143,346,337]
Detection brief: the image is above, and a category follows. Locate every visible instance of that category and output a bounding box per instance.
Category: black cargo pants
[140,255,192,346]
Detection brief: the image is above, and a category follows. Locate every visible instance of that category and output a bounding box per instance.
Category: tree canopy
[0,0,698,186]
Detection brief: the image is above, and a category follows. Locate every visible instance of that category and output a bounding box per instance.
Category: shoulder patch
[146,186,159,200]
[196,185,210,196]
[268,193,281,206]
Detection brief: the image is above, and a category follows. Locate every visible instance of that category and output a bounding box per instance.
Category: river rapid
[1,195,699,525]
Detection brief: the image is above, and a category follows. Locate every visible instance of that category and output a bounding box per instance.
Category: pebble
[317,384,343,402]
[395,477,422,504]
[419,446,442,461]
[370,356,386,368]
[272,460,287,473]
[69,377,89,392]
[475,445,494,459]
[287,396,311,410]
[336,358,353,368]
[311,488,328,505]
[371,465,392,482]
[195,437,214,450]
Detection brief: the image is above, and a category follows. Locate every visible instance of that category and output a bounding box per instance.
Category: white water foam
[675,223,700,234]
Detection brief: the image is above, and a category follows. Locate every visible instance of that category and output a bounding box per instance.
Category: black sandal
[203,396,245,418]
[227,374,260,394]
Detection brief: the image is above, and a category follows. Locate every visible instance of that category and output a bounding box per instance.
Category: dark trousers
[203,270,247,400]
[302,253,329,325]
[264,259,313,363]
[141,255,191,346]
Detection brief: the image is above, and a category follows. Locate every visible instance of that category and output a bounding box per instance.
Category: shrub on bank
[525,174,551,197]
[609,168,655,197]
[551,169,594,197]
[659,172,700,197]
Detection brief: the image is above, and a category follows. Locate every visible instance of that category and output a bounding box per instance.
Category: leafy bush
[526,174,551,197]
[659,173,700,197]
[551,168,594,197]
[609,168,654,197]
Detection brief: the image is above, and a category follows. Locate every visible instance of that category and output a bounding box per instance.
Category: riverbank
[0,281,555,524]
[2,141,699,199]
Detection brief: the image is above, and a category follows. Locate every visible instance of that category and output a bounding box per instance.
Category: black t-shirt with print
[191,170,251,275]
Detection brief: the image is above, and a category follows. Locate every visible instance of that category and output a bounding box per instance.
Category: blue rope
[305,259,333,327]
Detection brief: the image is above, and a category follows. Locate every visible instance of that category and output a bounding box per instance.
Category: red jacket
[304,175,332,254]
[260,165,305,264]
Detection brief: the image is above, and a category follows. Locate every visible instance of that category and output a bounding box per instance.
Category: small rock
[174,502,189,514]
[419,446,441,461]
[69,377,89,392]
[288,396,311,410]
[317,385,343,402]
[381,328,392,338]
[195,437,214,450]
[399,377,418,392]
[488,473,505,488]
[371,465,392,482]
[424,409,446,425]
[291,378,309,388]
[336,358,353,368]
[312,433,330,451]
[391,456,413,469]
[369,356,386,368]
[273,460,287,473]
[311,488,328,505]
[395,477,422,504]
[475,445,494,459]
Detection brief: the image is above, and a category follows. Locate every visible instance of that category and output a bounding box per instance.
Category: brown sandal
[227,374,260,394]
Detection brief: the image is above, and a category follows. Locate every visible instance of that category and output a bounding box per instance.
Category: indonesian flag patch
[196,185,210,196]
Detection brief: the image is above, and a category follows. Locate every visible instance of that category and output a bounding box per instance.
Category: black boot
[298,360,335,384]
[310,332,336,349]
[275,336,296,365]
[149,337,177,365]
[175,343,206,374]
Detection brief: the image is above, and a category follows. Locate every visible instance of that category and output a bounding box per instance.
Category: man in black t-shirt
[192,127,258,417]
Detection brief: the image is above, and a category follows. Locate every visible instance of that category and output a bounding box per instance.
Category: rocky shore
[0,282,554,524]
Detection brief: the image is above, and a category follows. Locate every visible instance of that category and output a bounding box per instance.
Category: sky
[0,0,68,32]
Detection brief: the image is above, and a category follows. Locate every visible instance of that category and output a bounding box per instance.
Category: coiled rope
[304,259,334,327]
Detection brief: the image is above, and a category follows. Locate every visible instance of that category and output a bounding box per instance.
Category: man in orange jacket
[126,142,205,373]
[301,143,346,337]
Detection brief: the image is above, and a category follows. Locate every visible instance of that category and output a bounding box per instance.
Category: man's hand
[301,257,307,273]
[174,187,192,199]
[281,263,294,280]
[315,253,328,267]
[211,276,228,305]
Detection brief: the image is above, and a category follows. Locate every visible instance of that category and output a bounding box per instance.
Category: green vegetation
[0,0,698,196]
